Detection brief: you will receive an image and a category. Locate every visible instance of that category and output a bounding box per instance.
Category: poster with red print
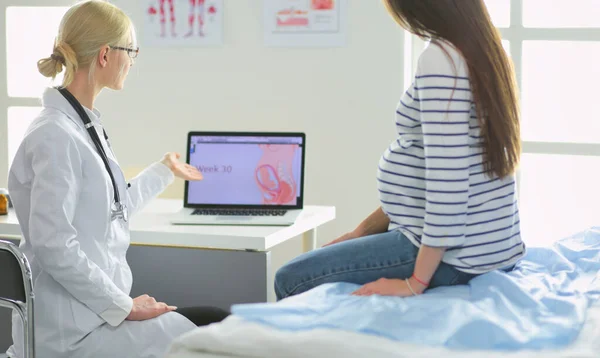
[144,0,223,46]
[264,0,347,47]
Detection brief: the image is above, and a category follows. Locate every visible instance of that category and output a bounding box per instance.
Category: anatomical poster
[264,0,347,47]
[143,0,223,47]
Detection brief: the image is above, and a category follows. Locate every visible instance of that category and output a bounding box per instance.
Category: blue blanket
[232,227,600,350]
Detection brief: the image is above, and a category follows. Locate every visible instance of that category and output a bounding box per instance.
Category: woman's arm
[324,207,390,246]
[406,44,471,291]
[409,245,446,293]
[353,207,390,237]
[126,161,175,216]
[127,152,203,216]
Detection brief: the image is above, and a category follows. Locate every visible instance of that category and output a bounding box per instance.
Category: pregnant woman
[274,0,524,300]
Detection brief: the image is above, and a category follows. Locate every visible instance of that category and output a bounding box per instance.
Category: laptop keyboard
[192,209,288,217]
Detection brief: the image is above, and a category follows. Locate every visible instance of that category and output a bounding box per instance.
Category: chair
[0,238,35,358]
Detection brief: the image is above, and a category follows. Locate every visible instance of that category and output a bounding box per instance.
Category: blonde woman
[6,1,227,357]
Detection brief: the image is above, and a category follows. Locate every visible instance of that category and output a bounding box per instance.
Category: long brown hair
[384,0,521,178]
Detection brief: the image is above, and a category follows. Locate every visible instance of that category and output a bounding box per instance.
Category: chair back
[0,238,35,358]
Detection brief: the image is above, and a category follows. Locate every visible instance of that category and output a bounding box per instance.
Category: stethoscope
[58,87,129,222]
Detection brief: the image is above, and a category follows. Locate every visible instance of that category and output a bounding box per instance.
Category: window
[522,41,600,143]
[405,0,600,246]
[523,0,600,28]
[484,0,510,28]
[499,1,600,245]
[7,6,68,98]
[3,6,68,169]
[519,153,600,246]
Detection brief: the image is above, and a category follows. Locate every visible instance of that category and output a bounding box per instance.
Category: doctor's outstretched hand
[126,294,177,321]
[161,152,203,181]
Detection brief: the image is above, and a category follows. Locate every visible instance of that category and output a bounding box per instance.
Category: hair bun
[37,41,78,81]
[54,42,78,69]
[50,53,65,65]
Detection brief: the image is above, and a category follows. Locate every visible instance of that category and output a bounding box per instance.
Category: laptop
[169,131,306,226]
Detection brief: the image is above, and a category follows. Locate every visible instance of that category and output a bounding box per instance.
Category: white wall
[1,0,405,266]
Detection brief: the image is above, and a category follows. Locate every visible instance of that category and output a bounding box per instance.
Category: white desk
[0,199,336,252]
[130,199,335,252]
[0,199,335,352]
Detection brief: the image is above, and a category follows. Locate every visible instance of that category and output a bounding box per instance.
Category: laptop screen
[186,133,305,208]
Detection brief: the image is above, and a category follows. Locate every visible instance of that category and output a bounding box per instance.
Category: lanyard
[57,87,128,222]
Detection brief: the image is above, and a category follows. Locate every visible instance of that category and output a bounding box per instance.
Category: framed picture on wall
[264,0,348,47]
[143,0,224,47]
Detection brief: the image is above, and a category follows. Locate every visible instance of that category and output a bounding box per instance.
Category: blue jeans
[274,230,477,300]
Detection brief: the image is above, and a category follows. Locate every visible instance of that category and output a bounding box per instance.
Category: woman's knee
[274,261,298,300]
[274,252,318,300]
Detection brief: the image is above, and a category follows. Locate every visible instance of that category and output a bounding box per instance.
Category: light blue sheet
[232,227,600,350]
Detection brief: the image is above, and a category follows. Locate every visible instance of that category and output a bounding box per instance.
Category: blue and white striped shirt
[377,41,525,274]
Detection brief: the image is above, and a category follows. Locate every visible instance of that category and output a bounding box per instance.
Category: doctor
[6,1,228,357]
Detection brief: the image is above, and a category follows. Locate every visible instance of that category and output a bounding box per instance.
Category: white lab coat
[5,88,196,358]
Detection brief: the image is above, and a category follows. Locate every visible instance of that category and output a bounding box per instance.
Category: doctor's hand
[126,294,177,321]
[161,152,203,181]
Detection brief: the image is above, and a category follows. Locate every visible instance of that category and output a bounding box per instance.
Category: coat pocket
[69,297,105,333]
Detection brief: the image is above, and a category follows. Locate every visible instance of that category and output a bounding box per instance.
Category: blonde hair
[37,0,133,87]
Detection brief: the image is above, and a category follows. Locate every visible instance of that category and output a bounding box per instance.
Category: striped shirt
[377,41,525,274]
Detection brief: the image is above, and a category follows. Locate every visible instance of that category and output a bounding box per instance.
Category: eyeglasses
[110,46,139,59]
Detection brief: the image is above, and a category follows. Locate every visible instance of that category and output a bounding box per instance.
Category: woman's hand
[323,230,361,247]
[126,294,177,321]
[323,207,389,248]
[161,152,203,181]
[351,277,426,297]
